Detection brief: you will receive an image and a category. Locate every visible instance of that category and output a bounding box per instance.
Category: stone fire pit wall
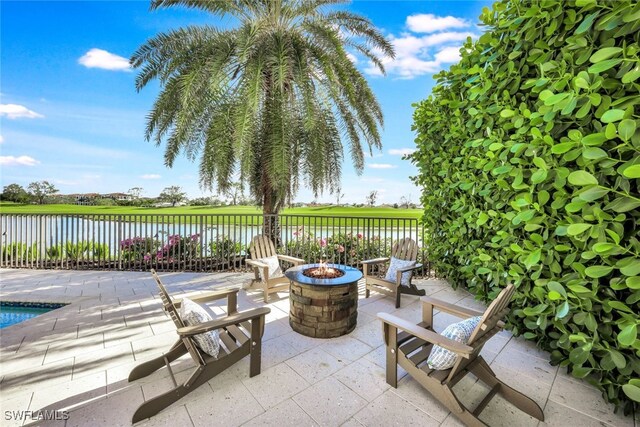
[284,263,362,339]
[289,280,358,338]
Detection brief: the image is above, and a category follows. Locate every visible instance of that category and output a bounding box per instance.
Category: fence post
[117,215,122,271]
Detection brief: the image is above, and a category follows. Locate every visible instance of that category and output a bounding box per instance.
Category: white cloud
[367,33,473,79]
[0,104,44,119]
[0,135,4,143]
[406,14,469,33]
[368,163,396,169]
[435,46,462,63]
[346,52,358,64]
[363,14,476,80]
[0,155,40,166]
[141,174,161,179]
[78,48,131,71]
[389,148,416,156]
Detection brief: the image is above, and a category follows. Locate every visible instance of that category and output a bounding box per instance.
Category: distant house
[103,193,133,202]
[74,193,100,205]
[58,192,134,205]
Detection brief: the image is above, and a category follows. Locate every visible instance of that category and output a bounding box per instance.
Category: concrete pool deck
[0,268,636,427]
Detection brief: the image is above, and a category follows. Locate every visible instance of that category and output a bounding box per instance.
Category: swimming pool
[0,301,67,329]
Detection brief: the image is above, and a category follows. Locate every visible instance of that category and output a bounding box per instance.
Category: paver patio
[0,268,636,427]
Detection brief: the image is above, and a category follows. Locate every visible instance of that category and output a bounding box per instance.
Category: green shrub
[209,235,244,261]
[410,0,639,412]
[63,241,109,259]
[46,245,64,260]
[2,242,38,261]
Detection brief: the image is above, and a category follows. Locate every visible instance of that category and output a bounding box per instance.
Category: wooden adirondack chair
[245,234,305,302]
[128,270,270,423]
[362,237,425,308]
[378,284,544,426]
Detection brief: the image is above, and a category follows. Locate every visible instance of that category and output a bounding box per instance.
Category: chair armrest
[183,288,238,303]
[246,259,268,269]
[378,312,473,358]
[277,254,305,265]
[397,263,423,273]
[177,307,271,336]
[421,296,484,319]
[361,257,389,265]
[246,259,269,281]
[182,288,239,314]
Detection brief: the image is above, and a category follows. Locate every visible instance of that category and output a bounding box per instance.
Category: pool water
[0,302,67,328]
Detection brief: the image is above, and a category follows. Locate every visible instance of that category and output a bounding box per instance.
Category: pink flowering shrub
[120,234,199,263]
[154,234,200,262]
[282,231,391,266]
[120,237,160,261]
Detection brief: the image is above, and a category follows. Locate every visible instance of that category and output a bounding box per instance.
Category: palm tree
[131,0,394,240]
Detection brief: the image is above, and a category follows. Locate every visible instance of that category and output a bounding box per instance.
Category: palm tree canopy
[132,0,394,213]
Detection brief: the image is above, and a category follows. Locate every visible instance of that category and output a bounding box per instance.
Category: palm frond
[135,0,391,211]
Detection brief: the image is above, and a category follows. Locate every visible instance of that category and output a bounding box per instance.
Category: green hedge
[410,0,639,412]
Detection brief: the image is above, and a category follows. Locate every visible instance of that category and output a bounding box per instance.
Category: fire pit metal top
[284,263,363,286]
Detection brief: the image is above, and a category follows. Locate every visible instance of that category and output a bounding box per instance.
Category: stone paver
[0,268,636,427]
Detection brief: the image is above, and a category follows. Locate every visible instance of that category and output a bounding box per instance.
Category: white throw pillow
[384,256,416,286]
[426,316,482,370]
[257,255,283,279]
[179,297,220,358]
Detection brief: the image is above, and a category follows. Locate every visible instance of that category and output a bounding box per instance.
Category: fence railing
[0,213,430,276]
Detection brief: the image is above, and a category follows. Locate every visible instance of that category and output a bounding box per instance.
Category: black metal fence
[0,213,431,276]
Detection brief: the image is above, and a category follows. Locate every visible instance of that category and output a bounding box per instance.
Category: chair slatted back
[391,238,418,261]
[468,284,515,346]
[249,235,277,260]
[151,270,206,366]
[444,284,515,383]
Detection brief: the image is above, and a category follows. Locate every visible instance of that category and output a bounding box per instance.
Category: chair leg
[131,364,212,423]
[399,284,426,296]
[132,384,191,423]
[383,323,398,387]
[128,340,186,382]
[395,287,401,308]
[469,358,544,421]
[249,317,263,377]
[364,266,370,298]
[132,346,250,423]
[263,282,269,303]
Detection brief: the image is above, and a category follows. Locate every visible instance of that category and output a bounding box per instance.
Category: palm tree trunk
[261,175,282,247]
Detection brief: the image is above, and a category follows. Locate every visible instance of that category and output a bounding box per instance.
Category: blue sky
[1,0,490,204]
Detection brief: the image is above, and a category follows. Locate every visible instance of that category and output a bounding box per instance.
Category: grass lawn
[0,203,422,226]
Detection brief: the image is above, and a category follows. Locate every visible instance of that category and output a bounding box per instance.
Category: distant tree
[128,187,144,198]
[366,190,378,207]
[399,195,411,209]
[56,195,78,205]
[336,191,345,207]
[189,196,225,206]
[27,181,58,205]
[1,183,30,203]
[225,182,243,206]
[237,194,255,206]
[159,186,187,207]
[95,198,116,206]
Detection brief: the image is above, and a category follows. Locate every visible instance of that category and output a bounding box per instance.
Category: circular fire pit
[285,263,362,338]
